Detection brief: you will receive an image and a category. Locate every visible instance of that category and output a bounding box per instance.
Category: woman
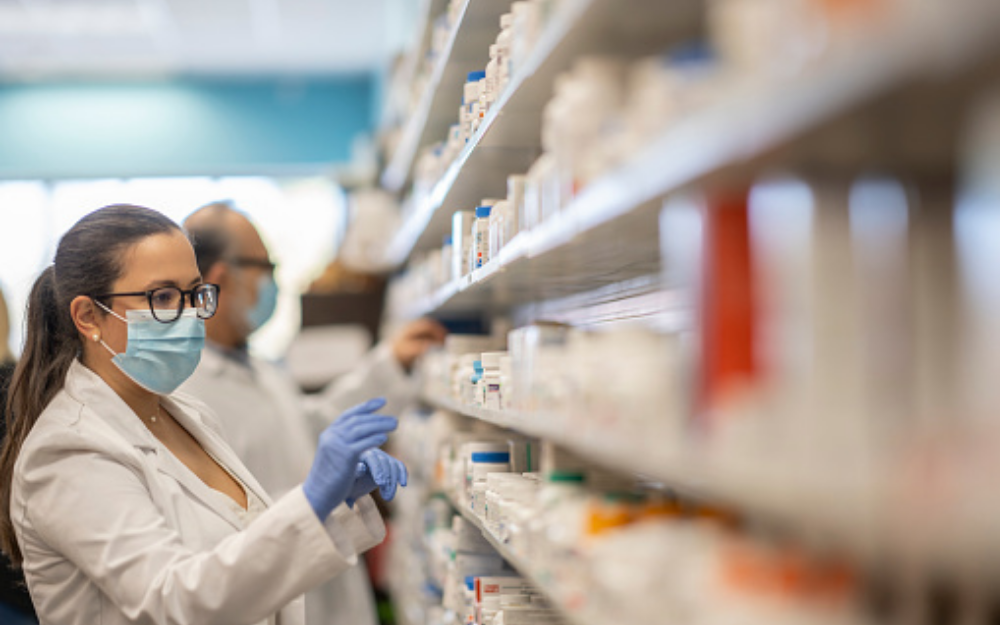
[0,205,407,625]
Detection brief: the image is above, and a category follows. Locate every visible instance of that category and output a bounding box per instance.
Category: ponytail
[0,204,180,566]
[0,268,79,564]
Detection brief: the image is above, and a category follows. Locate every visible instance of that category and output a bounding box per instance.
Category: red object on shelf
[698,189,757,424]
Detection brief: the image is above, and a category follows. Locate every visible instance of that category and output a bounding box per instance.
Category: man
[179,202,446,625]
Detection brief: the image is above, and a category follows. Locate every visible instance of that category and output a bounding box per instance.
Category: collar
[62,359,272,528]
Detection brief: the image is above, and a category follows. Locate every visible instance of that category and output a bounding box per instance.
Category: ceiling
[0,0,407,80]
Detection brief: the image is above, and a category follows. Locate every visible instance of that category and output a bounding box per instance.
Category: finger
[350,433,388,453]
[345,416,398,440]
[380,459,399,500]
[396,458,408,487]
[339,398,387,420]
[381,477,398,501]
[354,461,368,479]
[369,451,390,485]
[418,318,448,342]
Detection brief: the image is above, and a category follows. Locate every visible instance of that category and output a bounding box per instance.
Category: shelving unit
[443,491,589,625]
[426,391,1000,582]
[379,0,1000,622]
[383,0,703,267]
[381,0,512,193]
[382,0,1000,270]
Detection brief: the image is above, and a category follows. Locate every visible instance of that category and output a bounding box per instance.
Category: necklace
[149,403,160,424]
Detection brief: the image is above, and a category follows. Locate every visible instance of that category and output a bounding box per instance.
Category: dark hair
[0,204,180,565]
[185,201,237,277]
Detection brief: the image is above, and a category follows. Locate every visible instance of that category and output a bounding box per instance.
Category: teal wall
[0,76,374,179]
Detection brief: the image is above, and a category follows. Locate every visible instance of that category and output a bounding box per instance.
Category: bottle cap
[546,470,585,483]
[471,452,511,463]
[476,205,492,218]
[467,70,486,82]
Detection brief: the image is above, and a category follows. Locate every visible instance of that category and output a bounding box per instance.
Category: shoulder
[14,391,143,493]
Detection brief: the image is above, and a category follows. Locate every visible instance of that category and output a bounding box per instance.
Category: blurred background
[0,0,420,359]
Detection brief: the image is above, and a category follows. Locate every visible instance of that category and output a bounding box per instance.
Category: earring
[92,334,100,342]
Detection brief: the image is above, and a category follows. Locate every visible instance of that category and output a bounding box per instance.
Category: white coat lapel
[63,360,259,531]
[162,394,274,508]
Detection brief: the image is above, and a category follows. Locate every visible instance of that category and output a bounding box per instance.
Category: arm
[301,319,447,434]
[15,443,384,625]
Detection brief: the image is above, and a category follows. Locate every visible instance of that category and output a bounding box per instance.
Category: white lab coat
[12,359,385,625]
[178,341,416,625]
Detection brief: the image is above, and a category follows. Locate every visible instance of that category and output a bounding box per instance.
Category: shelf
[426,394,1000,577]
[394,191,665,320]
[444,490,593,625]
[378,0,448,132]
[428,395,703,487]
[384,0,1000,266]
[381,0,511,193]
[384,0,703,266]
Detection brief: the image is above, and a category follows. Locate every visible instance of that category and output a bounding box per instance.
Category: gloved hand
[303,398,398,520]
[346,449,409,508]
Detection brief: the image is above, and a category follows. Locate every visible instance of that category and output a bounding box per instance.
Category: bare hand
[391,318,447,372]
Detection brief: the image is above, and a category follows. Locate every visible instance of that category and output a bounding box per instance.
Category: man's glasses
[93,284,220,324]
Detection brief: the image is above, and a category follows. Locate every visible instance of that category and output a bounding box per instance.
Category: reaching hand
[346,449,409,508]
[303,398,398,520]
[391,318,448,372]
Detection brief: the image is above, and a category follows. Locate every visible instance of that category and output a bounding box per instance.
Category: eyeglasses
[93,284,220,323]
[229,257,277,274]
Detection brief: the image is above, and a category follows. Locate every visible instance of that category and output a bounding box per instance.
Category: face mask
[98,307,205,395]
[246,275,278,333]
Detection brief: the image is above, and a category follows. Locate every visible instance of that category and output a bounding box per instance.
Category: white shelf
[428,395,708,489]
[381,0,511,193]
[445,490,596,625]
[426,394,1000,576]
[378,0,447,132]
[384,0,1000,266]
[384,0,704,266]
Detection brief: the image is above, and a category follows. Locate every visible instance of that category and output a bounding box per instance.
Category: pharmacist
[1,204,400,625]
[180,202,446,625]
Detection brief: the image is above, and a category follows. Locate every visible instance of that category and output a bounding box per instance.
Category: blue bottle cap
[475,205,492,218]
[470,452,510,463]
[467,70,486,82]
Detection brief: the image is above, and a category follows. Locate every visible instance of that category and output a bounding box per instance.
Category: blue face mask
[98,307,205,395]
[246,275,278,333]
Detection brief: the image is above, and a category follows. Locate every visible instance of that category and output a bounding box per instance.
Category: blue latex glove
[346,449,409,508]
[303,398,398,520]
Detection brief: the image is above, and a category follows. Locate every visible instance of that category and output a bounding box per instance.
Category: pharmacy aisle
[370,0,1000,623]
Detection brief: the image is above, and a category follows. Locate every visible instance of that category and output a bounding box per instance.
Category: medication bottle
[464,70,487,141]
[462,441,509,503]
[484,44,500,116]
[470,451,511,515]
[469,360,484,405]
[507,174,526,238]
[488,200,508,261]
[472,205,492,270]
[499,355,513,410]
[452,210,475,279]
[481,351,505,409]
[495,13,514,94]
[441,235,454,284]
